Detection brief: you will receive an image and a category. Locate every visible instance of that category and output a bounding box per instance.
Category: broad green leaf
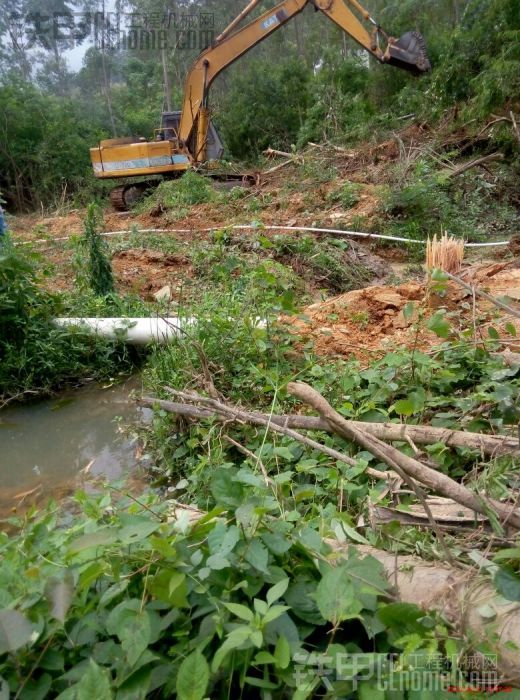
[116,666,151,700]
[244,539,269,573]
[45,570,74,624]
[206,554,230,570]
[0,609,34,654]
[315,566,359,624]
[377,603,423,633]
[118,518,161,545]
[427,311,451,338]
[285,580,324,625]
[120,612,151,667]
[254,651,276,664]
[493,548,520,562]
[176,651,209,700]
[210,468,244,507]
[266,578,289,607]
[99,580,130,607]
[78,562,105,591]
[334,521,370,546]
[392,398,414,416]
[223,602,254,622]
[274,634,290,669]
[106,599,141,637]
[402,301,415,321]
[495,567,520,601]
[261,532,292,555]
[273,446,294,461]
[254,599,268,616]
[487,326,500,340]
[76,659,112,700]
[244,676,279,689]
[68,529,118,554]
[505,322,517,337]
[262,605,290,624]
[211,627,251,671]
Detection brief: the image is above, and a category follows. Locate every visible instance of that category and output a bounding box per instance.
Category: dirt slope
[287,262,520,360]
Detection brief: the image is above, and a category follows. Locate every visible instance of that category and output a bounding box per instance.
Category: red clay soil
[286,262,520,361]
[111,248,193,299]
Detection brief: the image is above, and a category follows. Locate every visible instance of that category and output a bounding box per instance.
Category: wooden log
[138,397,519,456]
[287,382,520,529]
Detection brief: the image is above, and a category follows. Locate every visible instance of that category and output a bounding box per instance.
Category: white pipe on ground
[54,317,193,346]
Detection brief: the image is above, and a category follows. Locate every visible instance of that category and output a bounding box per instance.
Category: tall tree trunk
[162,47,172,112]
[100,0,116,136]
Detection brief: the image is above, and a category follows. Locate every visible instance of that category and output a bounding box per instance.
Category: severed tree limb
[444,270,520,320]
[287,382,520,530]
[138,397,519,456]
[334,543,520,686]
[509,111,520,145]
[161,388,390,482]
[445,152,504,178]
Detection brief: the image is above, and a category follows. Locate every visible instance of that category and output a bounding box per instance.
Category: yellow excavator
[90,0,430,210]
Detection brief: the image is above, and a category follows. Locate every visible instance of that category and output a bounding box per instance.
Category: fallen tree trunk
[138,397,519,456]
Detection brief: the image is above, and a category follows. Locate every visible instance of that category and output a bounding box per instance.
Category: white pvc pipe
[53,317,192,346]
[17,225,510,248]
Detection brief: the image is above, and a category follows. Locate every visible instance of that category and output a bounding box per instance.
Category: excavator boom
[179,0,430,155]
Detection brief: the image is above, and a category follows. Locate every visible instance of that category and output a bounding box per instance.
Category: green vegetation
[0,489,446,699]
[0,236,133,403]
[377,157,518,242]
[1,272,519,697]
[1,0,519,695]
[74,204,115,297]
[139,171,217,219]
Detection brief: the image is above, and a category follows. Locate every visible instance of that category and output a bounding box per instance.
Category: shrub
[0,237,130,401]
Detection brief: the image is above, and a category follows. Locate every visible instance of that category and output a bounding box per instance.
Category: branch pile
[140,383,520,530]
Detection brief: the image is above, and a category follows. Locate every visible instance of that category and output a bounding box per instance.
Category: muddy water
[0,377,151,517]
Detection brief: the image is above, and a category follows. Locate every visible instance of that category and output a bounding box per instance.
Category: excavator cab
[385,31,430,75]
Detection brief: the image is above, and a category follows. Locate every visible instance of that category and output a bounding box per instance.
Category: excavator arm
[178,0,430,161]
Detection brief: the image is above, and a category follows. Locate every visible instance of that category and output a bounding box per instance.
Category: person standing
[0,204,6,240]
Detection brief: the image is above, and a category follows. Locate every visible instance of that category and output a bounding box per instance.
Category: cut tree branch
[138,397,519,456]
[286,381,520,530]
[446,152,504,178]
[445,270,520,320]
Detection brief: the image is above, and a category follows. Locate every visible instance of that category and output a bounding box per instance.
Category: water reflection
[0,377,151,517]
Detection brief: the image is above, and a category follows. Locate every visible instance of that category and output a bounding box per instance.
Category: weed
[139,171,217,218]
[327,181,362,209]
[73,203,114,296]
[0,237,132,402]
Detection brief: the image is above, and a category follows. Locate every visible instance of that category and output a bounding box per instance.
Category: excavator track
[109,186,128,211]
[109,182,155,211]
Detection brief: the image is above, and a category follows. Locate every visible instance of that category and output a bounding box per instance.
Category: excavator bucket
[386,31,431,75]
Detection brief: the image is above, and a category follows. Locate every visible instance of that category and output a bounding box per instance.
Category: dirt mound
[287,263,520,360]
[112,248,192,299]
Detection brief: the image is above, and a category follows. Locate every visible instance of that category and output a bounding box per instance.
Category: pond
[0,377,151,518]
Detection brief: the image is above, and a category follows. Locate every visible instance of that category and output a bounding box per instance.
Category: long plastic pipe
[18,225,510,247]
[53,317,192,346]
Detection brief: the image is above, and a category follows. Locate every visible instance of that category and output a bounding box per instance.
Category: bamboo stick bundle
[426,231,464,273]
